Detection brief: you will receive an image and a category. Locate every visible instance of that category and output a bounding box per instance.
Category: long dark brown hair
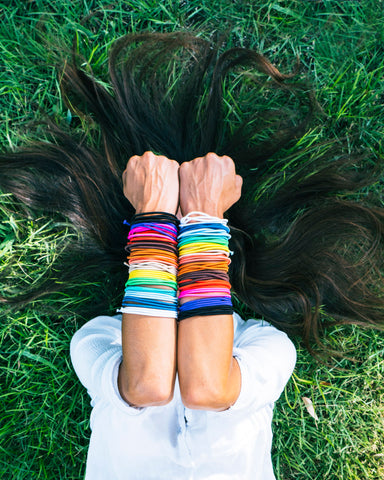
[1,32,384,353]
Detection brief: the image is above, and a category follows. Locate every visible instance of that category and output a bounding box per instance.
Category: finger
[127,154,140,164]
[169,158,180,170]
[125,156,140,174]
[222,155,236,173]
[235,175,243,189]
[205,152,218,161]
[235,175,243,200]
[179,160,192,174]
[142,151,155,159]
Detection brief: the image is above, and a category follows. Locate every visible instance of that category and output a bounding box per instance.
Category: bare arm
[178,153,243,411]
[118,152,179,407]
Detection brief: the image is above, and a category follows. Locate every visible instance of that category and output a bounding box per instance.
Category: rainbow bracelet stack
[177,211,233,321]
[119,212,178,318]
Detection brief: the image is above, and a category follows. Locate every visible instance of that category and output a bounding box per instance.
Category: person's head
[1,32,383,354]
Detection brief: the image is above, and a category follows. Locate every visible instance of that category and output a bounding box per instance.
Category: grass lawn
[1,0,384,478]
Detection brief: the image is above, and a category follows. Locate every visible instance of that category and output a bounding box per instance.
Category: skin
[118,151,243,411]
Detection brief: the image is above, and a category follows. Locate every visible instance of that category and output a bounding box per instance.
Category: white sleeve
[230,314,296,412]
[70,315,145,414]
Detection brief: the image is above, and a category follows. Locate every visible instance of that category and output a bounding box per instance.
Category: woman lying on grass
[1,32,384,479]
[70,150,296,479]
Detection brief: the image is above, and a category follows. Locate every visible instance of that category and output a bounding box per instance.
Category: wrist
[180,208,223,219]
[177,214,233,321]
[180,198,224,219]
[120,213,178,318]
[136,203,178,216]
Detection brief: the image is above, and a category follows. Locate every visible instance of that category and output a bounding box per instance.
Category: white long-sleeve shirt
[70,313,296,480]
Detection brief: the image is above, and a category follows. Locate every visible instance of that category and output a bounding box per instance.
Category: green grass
[1,0,384,478]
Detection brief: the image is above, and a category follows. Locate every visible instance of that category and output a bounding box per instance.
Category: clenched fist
[179,153,242,218]
[123,151,179,214]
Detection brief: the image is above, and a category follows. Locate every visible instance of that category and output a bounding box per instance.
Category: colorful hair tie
[119,212,178,318]
[177,212,233,321]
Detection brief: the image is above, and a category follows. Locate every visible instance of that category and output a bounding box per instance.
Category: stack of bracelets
[119,212,179,318]
[178,212,233,320]
[120,211,233,320]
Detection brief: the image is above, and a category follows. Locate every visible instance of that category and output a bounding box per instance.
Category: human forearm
[177,314,240,411]
[177,155,243,411]
[119,313,176,406]
[177,223,240,410]
[118,153,179,407]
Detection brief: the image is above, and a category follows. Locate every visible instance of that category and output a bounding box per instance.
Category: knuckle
[180,161,190,169]
[221,155,234,168]
[205,152,217,161]
[143,151,155,161]
[128,155,139,163]
[223,154,233,163]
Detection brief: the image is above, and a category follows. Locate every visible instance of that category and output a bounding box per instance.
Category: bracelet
[177,212,233,321]
[119,212,178,318]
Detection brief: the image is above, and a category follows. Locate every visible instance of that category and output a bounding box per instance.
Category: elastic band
[119,307,178,318]
[120,212,178,318]
[177,212,233,321]
[132,211,179,226]
[178,306,234,321]
[179,212,229,225]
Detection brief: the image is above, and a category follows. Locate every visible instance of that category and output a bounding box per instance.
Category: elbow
[180,382,230,411]
[131,388,174,408]
[119,374,174,407]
